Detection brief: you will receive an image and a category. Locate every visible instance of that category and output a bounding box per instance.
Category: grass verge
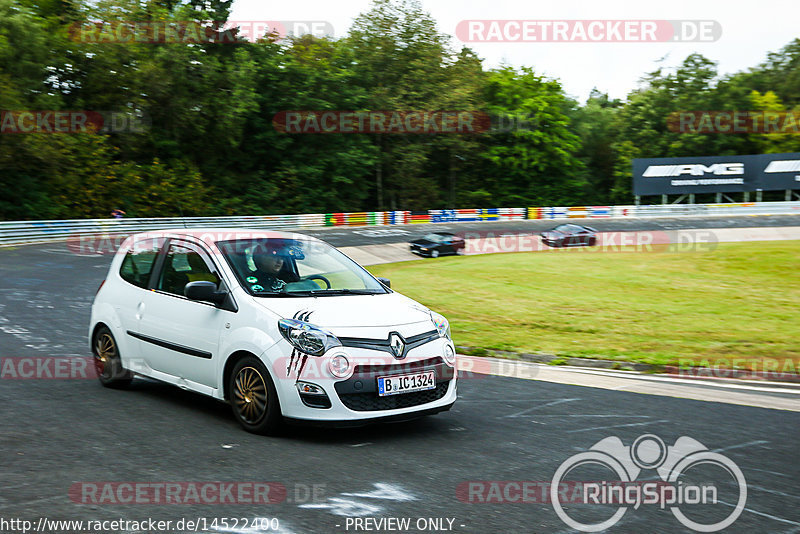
[369,241,800,371]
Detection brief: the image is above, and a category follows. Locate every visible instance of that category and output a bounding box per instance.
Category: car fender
[216,325,281,391]
[89,301,135,365]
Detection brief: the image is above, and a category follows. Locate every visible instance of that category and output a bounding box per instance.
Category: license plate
[377,370,436,397]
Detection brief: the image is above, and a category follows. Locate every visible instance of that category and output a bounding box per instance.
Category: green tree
[477,66,586,206]
[571,88,622,204]
[347,0,456,210]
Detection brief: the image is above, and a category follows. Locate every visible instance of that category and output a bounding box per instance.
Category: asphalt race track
[299,214,800,247]
[1,216,799,534]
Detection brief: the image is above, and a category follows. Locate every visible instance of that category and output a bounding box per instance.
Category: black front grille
[334,357,451,412]
[339,330,439,358]
[338,382,450,411]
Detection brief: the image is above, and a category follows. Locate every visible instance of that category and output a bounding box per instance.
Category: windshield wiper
[286,289,385,297]
[253,291,307,297]
[325,289,384,295]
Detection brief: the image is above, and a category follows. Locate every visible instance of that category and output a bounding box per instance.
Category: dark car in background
[540,224,598,247]
[409,232,465,258]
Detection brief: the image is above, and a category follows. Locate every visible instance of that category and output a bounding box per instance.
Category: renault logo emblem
[389,333,406,359]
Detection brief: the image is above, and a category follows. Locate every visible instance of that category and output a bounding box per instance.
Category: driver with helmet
[248,242,300,292]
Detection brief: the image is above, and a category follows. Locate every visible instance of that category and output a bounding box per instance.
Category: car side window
[118,238,164,289]
[157,241,221,296]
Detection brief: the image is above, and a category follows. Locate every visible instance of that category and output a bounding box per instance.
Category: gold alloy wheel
[94,333,115,378]
[233,366,268,424]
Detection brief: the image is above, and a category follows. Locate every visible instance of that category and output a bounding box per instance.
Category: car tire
[430,249,440,258]
[92,326,133,388]
[228,356,282,435]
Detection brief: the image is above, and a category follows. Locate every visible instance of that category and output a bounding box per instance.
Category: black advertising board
[632,152,800,195]
[760,153,800,190]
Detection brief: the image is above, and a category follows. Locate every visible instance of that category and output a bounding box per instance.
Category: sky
[229,0,799,104]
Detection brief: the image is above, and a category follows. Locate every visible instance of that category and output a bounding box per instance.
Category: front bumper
[284,402,455,428]
[263,336,458,422]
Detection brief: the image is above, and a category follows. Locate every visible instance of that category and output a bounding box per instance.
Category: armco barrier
[500,207,526,220]
[409,211,431,224]
[589,206,612,218]
[527,207,541,219]
[325,211,386,226]
[0,214,325,246]
[566,206,587,218]
[1,202,798,246]
[428,208,526,223]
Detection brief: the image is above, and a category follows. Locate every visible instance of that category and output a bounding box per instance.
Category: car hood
[541,231,563,238]
[410,239,436,246]
[253,292,433,328]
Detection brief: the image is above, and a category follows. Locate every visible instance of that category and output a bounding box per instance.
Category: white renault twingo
[90,229,457,434]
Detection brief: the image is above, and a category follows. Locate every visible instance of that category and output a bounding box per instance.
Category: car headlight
[328,352,351,378]
[430,311,451,339]
[278,319,342,356]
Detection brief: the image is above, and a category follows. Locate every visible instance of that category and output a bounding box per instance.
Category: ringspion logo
[551,434,746,532]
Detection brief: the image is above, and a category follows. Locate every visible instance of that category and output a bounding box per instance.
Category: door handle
[135,302,145,320]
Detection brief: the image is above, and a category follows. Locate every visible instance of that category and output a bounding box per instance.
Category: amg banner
[761,154,800,190]
[632,152,800,195]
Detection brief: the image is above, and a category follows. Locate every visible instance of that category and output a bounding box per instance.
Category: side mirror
[185,281,227,305]
[377,277,391,289]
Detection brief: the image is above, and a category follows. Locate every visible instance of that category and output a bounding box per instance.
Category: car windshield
[217,238,388,296]
[555,225,572,232]
[422,233,445,242]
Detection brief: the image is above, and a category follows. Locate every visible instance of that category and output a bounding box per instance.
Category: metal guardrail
[0,214,326,246]
[1,202,798,246]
